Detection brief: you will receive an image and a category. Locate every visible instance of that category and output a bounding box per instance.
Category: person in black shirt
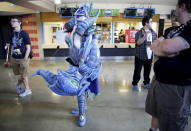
[146,0,191,130]
[10,17,32,97]
[148,15,180,131]
[163,17,180,38]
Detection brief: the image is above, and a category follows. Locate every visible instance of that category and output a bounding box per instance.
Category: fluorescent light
[54,0,61,4]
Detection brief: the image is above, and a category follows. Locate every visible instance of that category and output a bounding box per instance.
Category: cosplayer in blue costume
[32,3,101,127]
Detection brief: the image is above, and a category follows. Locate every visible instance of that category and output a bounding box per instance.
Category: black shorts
[145,78,191,131]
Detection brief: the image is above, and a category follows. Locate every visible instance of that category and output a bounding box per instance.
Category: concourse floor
[0,59,190,131]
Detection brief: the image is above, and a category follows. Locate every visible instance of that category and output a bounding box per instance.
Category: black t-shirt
[163,26,179,39]
[154,23,191,85]
[10,30,31,59]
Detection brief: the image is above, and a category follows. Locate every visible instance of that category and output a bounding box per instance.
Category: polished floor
[0,59,190,131]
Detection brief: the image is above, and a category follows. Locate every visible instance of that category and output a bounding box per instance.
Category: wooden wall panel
[41,12,160,23]
[40,12,69,22]
[21,14,40,60]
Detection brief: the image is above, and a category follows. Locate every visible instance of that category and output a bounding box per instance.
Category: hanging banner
[90,9,120,16]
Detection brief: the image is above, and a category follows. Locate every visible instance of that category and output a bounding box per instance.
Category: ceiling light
[54,0,61,5]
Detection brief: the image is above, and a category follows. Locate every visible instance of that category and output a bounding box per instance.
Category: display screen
[136,8,144,17]
[60,7,78,17]
[124,8,155,18]
[124,8,137,17]
[144,8,155,18]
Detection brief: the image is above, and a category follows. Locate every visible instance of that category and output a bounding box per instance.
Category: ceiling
[50,0,177,6]
[0,0,55,12]
[0,0,177,16]
[0,2,38,15]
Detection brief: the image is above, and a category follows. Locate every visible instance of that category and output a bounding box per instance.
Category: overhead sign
[59,7,120,17]
[90,9,120,16]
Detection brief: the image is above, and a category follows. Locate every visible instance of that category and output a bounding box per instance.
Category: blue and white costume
[32,3,101,127]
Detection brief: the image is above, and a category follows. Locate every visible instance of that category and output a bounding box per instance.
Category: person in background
[10,17,32,97]
[119,29,125,42]
[132,16,157,91]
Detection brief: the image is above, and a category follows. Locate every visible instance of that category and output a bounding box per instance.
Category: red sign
[126,29,139,43]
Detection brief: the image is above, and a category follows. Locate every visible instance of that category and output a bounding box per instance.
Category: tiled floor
[0,59,190,131]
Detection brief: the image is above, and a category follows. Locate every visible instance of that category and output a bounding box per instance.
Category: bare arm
[25,44,31,59]
[150,36,190,57]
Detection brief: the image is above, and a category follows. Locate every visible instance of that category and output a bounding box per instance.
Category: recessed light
[54,0,61,5]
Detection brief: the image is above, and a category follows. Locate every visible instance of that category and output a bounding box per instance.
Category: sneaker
[19,88,32,97]
[16,84,25,94]
[78,115,86,127]
[143,84,151,89]
[132,85,139,91]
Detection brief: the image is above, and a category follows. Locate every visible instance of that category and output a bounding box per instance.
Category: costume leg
[71,103,87,115]
[77,91,87,127]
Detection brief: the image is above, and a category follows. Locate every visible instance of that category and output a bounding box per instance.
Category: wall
[21,14,42,60]
[40,12,68,22]
[40,13,160,46]
[41,12,160,23]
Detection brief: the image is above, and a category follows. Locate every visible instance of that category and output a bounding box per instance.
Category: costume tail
[31,69,88,96]
[31,69,57,85]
